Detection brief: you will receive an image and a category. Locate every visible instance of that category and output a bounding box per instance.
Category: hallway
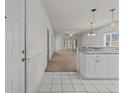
[39,72,119,93]
[46,51,76,72]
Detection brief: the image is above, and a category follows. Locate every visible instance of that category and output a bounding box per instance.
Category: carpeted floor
[45,51,76,72]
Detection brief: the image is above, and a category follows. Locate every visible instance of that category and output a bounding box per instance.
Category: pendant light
[88,22,96,36]
[88,9,97,37]
[110,9,116,28]
[91,8,97,28]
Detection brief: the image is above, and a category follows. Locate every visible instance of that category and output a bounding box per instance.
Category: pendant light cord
[93,12,95,23]
[112,10,114,22]
[91,22,93,33]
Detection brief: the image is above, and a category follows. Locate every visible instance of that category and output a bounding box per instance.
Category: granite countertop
[79,51,119,54]
[78,47,119,54]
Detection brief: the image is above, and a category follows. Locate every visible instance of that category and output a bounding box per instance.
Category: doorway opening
[63,39,77,51]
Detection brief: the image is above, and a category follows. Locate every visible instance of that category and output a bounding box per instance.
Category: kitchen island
[77,47,119,79]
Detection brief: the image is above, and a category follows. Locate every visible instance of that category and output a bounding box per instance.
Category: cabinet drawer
[87,55,99,59]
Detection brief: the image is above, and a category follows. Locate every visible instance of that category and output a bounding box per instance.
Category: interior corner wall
[26,0,55,93]
[81,24,119,47]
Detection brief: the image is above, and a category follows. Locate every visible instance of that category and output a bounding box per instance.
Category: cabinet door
[79,53,86,76]
[96,55,107,78]
[76,53,80,72]
[86,58,96,77]
[79,53,83,73]
[109,55,119,78]
[106,55,110,78]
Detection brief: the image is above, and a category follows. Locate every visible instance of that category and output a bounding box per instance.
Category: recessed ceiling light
[65,31,70,34]
[65,31,77,34]
[69,33,73,36]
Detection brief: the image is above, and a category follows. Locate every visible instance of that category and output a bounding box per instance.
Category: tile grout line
[39,72,119,93]
[100,82,112,93]
[68,72,77,93]
[50,72,54,93]
[110,80,119,85]
[91,83,101,93]
[90,80,101,93]
[78,75,88,93]
[38,73,45,93]
[100,80,118,93]
[91,80,114,93]
[102,83,113,93]
[61,72,63,93]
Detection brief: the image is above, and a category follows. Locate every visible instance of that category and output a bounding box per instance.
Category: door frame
[24,0,27,92]
[47,29,50,63]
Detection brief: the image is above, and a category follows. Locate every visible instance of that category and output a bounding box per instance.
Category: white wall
[55,34,81,51]
[81,24,119,47]
[50,31,56,58]
[55,35,63,51]
[26,0,55,93]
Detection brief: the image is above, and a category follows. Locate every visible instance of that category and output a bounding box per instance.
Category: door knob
[22,50,25,54]
[21,58,26,62]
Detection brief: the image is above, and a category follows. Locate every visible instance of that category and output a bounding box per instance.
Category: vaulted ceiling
[44,0,119,35]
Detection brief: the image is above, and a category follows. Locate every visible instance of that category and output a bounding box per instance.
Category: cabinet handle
[96,60,100,62]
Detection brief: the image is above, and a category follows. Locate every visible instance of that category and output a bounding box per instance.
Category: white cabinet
[86,58,96,77]
[85,55,107,78]
[109,55,119,78]
[96,55,107,78]
[79,53,119,79]
[79,53,86,76]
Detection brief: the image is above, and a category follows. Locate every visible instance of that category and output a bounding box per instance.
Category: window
[104,31,119,47]
[63,39,77,50]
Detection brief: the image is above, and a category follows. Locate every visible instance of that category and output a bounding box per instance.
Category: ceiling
[44,0,119,35]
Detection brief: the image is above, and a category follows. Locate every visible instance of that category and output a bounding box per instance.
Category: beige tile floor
[38,72,119,93]
[45,51,76,72]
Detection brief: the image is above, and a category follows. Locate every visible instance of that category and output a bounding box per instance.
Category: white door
[5,0,25,92]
